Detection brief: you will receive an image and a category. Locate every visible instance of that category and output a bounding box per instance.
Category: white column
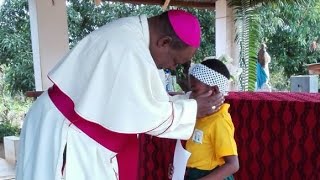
[215,0,240,91]
[215,0,239,62]
[28,0,69,91]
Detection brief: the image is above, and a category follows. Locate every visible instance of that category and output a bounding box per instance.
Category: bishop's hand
[191,91,225,119]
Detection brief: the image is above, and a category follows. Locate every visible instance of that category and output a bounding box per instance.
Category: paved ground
[0,143,15,180]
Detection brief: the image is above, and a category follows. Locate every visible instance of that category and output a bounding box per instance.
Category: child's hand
[168,163,174,179]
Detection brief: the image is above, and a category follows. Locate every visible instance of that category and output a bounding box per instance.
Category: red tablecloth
[226,92,320,180]
[139,92,320,180]
[139,135,176,180]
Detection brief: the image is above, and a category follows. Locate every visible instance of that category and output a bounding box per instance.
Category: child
[185,58,239,180]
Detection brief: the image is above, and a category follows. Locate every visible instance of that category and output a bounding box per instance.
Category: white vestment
[16,15,197,180]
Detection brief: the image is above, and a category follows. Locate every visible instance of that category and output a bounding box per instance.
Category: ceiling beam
[104,0,215,9]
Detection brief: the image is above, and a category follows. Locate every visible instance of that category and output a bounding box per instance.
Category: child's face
[189,75,211,98]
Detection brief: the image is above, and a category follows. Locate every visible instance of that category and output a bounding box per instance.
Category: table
[138,92,320,180]
[226,92,320,180]
[139,135,176,180]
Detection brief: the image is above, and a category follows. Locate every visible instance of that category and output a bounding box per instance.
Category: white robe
[16,15,197,180]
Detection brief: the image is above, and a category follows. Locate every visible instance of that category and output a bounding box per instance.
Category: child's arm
[199,155,239,180]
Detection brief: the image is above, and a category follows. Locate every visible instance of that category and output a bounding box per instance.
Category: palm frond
[228,0,265,91]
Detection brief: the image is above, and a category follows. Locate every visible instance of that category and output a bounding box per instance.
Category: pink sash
[48,85,139,180]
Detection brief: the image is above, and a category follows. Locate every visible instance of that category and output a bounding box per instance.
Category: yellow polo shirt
[186,104,238,170]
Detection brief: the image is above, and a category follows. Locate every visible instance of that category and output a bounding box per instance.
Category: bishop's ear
[157,36,172,48]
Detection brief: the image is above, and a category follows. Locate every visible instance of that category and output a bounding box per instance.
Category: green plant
[269,67,290,91]
[0,65,31,141]
[229,0,264,91]
[0,120,20,143]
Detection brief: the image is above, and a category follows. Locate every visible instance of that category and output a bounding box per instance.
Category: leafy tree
[257,0,320,79]
[0,0,34,94]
